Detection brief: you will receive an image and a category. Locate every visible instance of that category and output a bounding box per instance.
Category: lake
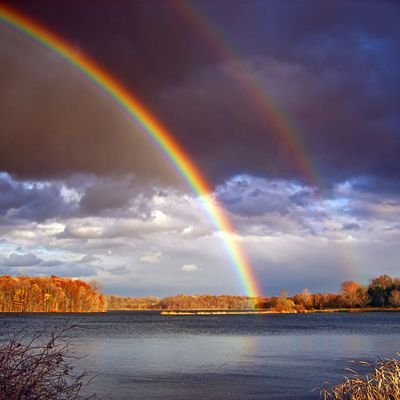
[1,311,399,399]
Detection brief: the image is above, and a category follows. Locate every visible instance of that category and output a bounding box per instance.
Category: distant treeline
[0,276,106,312]
[107,294,254,311]
[1,274,399,313]
[107,275,400,312]
[258,274,400,312]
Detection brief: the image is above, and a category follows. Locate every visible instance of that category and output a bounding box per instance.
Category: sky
[0,0,399,297]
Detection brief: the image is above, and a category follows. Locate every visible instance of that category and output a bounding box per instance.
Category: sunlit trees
[258,275,398,312]
[107,274,400,312]
[357,286,371,308]
[107,294,255,310]
[388,290,400,307]
[0,276,106,312]
[293,288,313,310]
[107,296,160,310]
[340,281,361,307]
[340,281,370,308]
[157,294,254,310]
[273,297,297,312]
[388,278,400,307]
[1,274,399,313]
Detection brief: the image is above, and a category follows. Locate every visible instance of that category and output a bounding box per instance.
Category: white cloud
[60,185,82,204]
[139,251,162,264]
[181,264,201,272]
[62,224,104,239]
[1,172,400,296]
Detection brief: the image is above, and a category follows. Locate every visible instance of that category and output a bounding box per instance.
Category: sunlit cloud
[181,264,201,273]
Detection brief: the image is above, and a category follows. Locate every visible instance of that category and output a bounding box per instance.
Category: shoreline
[159,307,400,316]
[0,307,398,315]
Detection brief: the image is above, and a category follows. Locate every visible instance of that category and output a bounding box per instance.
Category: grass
[321,354,400,399]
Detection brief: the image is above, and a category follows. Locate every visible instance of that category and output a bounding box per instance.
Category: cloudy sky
[0,0,399,296]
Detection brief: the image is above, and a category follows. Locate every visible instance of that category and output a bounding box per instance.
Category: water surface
[2,311,399,399]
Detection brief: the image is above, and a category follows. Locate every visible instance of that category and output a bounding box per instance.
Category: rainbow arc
[0,4,261,298]
[173,1,322,189]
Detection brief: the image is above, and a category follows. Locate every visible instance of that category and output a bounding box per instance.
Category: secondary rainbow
[174,2,362,281]
[173,1,322,189]
[0,4,261,298]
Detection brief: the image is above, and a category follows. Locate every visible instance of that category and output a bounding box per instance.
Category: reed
[321,354,400,399]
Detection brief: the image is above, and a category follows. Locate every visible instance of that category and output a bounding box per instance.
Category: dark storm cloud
[349,176,400,196]
[3,0,216,98]
[0,173,154,225]
[156,50,399,186]
[153,1,399,186]
[80,182,134,213]
[1,252,42,267]
[0,173,73,222]
[0,26,180,184]
[0,249,101,277]
[1,0,399,188]
[2,263,99,278]
[341,222,361,231]
[78,176,153,217]
[215,175,294,217]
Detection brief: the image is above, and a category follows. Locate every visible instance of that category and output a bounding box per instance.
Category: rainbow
[173,2,364,278]
[0,4,261,298]
[172,2,364,281]
[172,0,359,277]
[173,1,322,190]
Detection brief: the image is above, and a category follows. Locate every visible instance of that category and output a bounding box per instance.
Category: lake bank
[159,307,400,316]
[0,307,399,315]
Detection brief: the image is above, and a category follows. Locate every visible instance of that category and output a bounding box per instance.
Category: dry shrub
[0,325,96,400]
[321,354,400,399]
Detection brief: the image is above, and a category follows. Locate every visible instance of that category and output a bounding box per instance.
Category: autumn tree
[388,290,400,307]
[273,298,296,312]
[293,288,313,310]
[340,281,370,308]
[368,275,395,307]
[0,276,106,313]
[356,286,371,307]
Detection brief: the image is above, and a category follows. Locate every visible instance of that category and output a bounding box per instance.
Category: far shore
[0,307,399,315]
[158,307,400,315]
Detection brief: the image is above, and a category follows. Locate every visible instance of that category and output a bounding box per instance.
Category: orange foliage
[0,276,106,312]
[106,294,255,310]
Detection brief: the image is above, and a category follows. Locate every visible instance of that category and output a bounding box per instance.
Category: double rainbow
[173,1,322,190]
[173,2,363,281]
[0,4,261,298]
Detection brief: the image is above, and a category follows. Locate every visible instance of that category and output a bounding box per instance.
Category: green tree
[368,275,395,307]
